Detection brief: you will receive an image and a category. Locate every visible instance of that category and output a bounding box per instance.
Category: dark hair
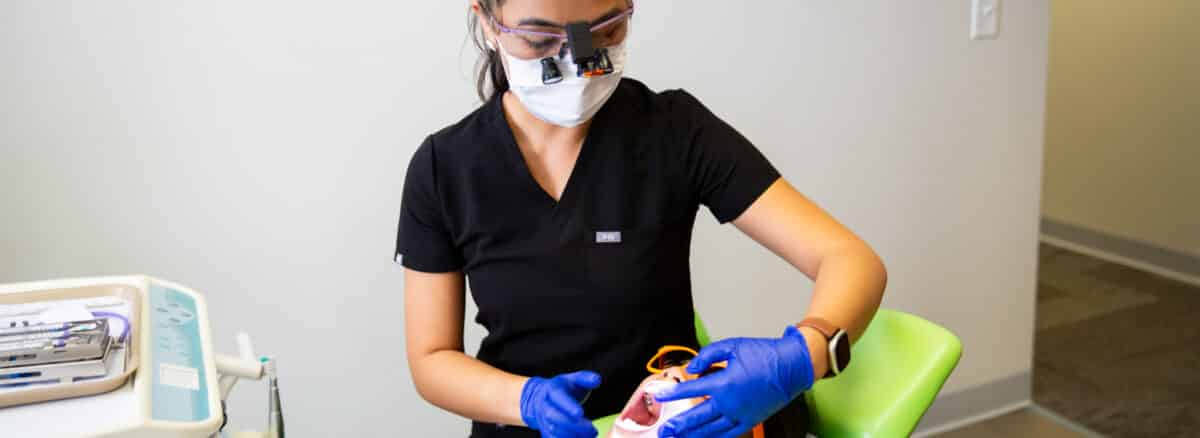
[469,1,509,102]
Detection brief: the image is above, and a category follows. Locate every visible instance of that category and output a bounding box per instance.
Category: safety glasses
[645,345,725,377]
[490,5,634,60]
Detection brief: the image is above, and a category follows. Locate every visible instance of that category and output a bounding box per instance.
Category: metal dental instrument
[264,356,284,438]
[1,319,111,369]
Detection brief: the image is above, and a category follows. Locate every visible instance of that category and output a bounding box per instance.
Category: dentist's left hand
[521,370,603,438]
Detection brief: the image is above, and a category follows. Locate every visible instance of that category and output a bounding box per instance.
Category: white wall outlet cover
[971,0,1001,40]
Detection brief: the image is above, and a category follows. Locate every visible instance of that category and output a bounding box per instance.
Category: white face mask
[492,39,626,128]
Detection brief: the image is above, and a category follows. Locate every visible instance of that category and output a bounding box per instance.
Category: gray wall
[0,1,1049,436]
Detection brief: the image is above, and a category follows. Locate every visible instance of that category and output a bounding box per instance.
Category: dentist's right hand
[521,370,602,438]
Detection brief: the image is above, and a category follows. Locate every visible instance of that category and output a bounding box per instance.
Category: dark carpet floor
[1035,244,1200,437]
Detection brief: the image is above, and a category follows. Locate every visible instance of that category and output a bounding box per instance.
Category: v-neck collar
[490,93,607,213]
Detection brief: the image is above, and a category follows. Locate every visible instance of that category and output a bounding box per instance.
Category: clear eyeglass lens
[500,33,563,60]
[591,17,629,47]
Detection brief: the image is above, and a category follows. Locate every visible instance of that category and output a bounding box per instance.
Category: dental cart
[0,276,282,438]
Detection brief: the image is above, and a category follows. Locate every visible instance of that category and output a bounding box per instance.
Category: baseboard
[1027,403,1106,438]
[1040,218,1200,288]
[912,400,1030,437]
[911,371,1032,436]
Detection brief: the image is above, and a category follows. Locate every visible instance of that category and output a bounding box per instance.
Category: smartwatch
[797,317,851,378]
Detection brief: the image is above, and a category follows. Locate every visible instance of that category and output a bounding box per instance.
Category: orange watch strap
[797,317,837,339]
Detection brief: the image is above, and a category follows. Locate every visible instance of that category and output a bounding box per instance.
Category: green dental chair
[593,309,962,437]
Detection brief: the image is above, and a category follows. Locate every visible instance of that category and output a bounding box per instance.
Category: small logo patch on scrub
[596,231,622,244]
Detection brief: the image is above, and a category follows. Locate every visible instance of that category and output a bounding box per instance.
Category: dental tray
[0,280,142,408]
[1,319,112,369]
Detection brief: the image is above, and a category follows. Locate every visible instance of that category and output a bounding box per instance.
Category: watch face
[829,330,850,374]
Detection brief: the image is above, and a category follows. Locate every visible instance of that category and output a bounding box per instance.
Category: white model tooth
[642,380,677,396]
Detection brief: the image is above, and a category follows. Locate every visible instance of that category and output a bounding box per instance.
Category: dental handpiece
[264,357,284,438]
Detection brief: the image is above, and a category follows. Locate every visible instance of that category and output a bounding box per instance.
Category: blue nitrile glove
[520,370,602,438]
[654,326,815,438]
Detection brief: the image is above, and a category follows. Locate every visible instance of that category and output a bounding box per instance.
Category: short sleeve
[675,90,781,223]
[395,136,464,272]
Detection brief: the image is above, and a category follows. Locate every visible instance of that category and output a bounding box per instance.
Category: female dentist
[399,1,887,437]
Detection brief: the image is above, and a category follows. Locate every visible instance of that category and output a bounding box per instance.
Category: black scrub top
[396,78,780,438]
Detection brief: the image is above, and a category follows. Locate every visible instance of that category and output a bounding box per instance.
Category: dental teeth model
[611,380,699,437]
